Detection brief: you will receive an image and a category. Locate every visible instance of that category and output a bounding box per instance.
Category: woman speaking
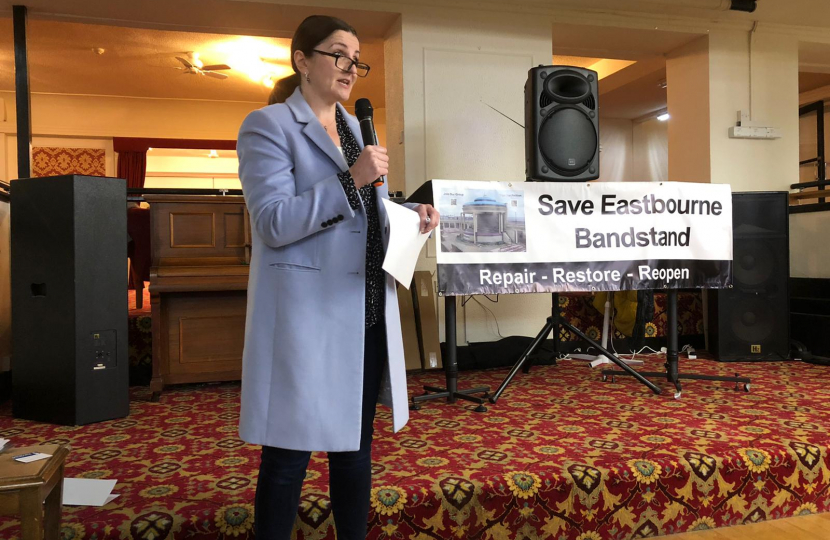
[236,15,439,540]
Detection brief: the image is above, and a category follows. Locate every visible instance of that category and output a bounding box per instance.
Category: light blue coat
[236,87,410,452]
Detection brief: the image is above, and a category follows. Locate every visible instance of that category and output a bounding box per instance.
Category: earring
[305,72,311,83]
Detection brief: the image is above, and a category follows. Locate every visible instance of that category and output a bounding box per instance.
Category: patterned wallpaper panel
[32,147,106,177]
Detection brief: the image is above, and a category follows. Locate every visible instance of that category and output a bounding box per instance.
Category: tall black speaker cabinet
[525,65,600,181]
[11,175,129,425]
[708,191,790,362]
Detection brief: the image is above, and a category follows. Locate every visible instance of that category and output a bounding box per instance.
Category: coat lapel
[286,88,349,172]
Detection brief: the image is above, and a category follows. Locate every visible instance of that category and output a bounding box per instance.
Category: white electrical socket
[728,126,780,139]
[737,109,750,125]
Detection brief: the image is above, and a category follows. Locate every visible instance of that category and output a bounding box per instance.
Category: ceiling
[0,0,400,38]
[552,24,695,119]
[0,6,391,107]
[8,0,827,33]
[2,1,830,120]
[552,24,703,61]
[799,72,830,94]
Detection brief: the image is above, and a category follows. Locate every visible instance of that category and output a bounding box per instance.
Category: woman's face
[300,30,360,103]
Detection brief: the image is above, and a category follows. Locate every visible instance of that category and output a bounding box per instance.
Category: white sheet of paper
[62,478,118,506]
[381,199,430,289]
[14,452,51,463]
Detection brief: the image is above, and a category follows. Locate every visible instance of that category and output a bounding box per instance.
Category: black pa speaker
[11,175,129,425]
[708,191,789,361]
[525,65,600,181]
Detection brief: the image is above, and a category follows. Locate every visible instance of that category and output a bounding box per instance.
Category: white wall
[791,212,830,278]
[144,153,241,190]
[597,116,667,183]
[598,117,634,182]
[791,104,830,278]
[397,8,554,343]
[632,117,668,182]
[708,30,800,191]
[667,35,710,182]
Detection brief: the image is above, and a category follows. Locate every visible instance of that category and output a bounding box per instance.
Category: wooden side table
[0,444,69,540]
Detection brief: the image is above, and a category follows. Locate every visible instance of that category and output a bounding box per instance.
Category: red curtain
[117,151,147,189]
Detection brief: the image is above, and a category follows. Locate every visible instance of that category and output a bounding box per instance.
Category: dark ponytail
[268,15,358,105]
[268,73,301,105]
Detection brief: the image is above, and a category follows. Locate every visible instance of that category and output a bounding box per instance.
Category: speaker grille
[541,93,595,111]
[526,65,599,181]
[708,192,789,361]
[734,239,776,288]
[582,95,596,110]
[545,71,591,104]
[539,107,597,174]
[730,295,775,343]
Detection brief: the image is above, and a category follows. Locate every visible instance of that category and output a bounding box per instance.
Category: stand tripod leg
[561,320,661,394]
[410,295,490,412]
[666,289,682,397]
[490,318,555,403]
[601,289,750,397]
[524,292,559,374]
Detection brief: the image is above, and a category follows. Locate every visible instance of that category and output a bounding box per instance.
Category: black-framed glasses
[312,49,370,77]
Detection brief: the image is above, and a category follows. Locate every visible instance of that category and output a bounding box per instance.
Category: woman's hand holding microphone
[349,145,388,189]
[349,145,439,233]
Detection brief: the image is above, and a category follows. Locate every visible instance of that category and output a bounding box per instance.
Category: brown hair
[268,15,358,105]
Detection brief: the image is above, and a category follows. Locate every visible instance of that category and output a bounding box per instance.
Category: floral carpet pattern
[1,355,830,539]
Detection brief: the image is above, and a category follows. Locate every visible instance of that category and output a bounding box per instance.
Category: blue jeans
[254,322,386,539]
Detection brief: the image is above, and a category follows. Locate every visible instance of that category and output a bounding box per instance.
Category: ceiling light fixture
[657,113,670,122]
[208,150,219,158]
[189,52,204,69]
[212,37,292,86]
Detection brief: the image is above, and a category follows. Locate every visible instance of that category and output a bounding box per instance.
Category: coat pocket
[265,232,320,271]
[268,262,321,272]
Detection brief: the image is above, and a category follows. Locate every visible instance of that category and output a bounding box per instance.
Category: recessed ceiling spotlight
[657,113,670,122]
[93,47,105,55]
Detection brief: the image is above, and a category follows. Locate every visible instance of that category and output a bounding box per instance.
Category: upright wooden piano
[144,195,250,400]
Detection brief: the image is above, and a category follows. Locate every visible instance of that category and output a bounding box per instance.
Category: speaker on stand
[525,65,600,181]
[707,191,790,361]
[11,175,129,425]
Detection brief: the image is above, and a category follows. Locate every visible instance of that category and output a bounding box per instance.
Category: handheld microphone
[354,98,385,188]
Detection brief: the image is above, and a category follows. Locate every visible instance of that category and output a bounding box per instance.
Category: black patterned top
[335,109,385,328]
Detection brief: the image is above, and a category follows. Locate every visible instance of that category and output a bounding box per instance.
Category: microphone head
[355,98,373,120]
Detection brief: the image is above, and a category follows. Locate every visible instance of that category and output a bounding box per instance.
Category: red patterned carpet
[2,355,829,539]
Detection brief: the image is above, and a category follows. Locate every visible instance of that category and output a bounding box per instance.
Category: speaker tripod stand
[489,293,662,403]
[410,295,491,412]
[601,289,750,398]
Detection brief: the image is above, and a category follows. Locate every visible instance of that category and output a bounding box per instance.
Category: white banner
[433,180,733,295]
